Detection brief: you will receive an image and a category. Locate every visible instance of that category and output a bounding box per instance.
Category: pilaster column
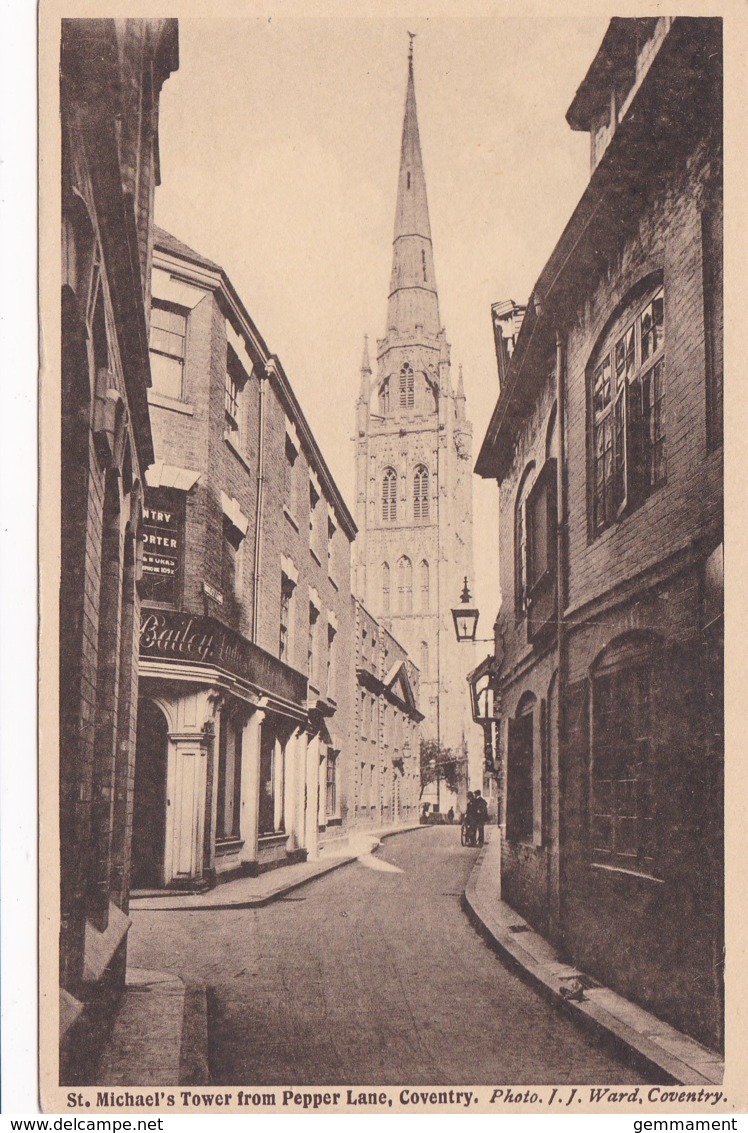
[305,732,321,859]
[294,728,308,852]
[241,708,264,864]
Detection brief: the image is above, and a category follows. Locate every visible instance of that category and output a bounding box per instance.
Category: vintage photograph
[43,8,727,1112]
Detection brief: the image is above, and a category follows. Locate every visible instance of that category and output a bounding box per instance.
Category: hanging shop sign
[139,609,307,706]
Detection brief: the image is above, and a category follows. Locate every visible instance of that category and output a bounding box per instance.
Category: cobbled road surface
[128,826,648,1085]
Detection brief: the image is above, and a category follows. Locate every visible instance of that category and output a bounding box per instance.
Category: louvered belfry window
[413,464,429,520]
[399,363,414,409]
[382,467,397,522]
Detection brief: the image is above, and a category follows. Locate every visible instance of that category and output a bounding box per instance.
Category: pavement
[464,830,725,1087]
[128,822,424,912]
[98,823,423,1084]
[97,824,724,1087]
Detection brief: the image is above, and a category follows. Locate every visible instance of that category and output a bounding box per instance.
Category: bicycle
[460,819,485,848]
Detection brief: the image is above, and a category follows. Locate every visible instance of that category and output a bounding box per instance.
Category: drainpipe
[252,368,267,642]
[554,329,568,944]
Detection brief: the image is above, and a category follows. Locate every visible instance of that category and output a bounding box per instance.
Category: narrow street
[128,827,647,1085]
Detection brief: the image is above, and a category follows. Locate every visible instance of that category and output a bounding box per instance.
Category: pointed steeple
[360,334,372,375]
[386,38,440,339]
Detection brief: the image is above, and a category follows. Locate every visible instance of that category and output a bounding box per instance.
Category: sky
[153,15,610,625]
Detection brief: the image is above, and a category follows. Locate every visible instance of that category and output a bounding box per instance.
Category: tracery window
[399,363,415,409]
[382,467,397,523]
[397,556,413,613]
[413,464,429,521]
[419,560,430,611]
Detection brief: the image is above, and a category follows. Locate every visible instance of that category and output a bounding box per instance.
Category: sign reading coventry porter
[141,496,181,605]
[140,609,307,705]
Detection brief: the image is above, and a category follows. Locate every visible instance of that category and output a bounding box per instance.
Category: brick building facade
[351,600,423,827]
[133,228,357,895]
[476,18,723,1050]
[59,18,178,1078]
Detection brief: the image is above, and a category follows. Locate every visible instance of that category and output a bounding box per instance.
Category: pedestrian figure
[447,806,454,824]
[473,789,488,847]
[462,791,477,845]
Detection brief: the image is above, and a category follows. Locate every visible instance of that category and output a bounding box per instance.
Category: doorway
[131,699,169,889]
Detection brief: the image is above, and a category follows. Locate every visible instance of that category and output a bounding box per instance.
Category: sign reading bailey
[139,610,307,705]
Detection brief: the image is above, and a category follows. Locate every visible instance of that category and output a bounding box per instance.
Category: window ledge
[148,391,194,416]
[215,837,244,854]
[590,862,664,885]
[310,547,322,566]
[258,831,288,846]
[224,434,251,472]
[284,506,299,532]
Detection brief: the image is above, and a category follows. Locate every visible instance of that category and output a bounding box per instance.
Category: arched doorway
[131,700,169,889]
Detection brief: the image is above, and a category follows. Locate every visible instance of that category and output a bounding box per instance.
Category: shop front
[134,609,308,889]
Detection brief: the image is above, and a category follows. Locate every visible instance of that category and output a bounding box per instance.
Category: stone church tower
[354,42,478,782]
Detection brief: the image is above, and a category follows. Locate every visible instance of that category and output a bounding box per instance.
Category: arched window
[590,633,663,875]
[413,464,429,520]
[397,556,413,613]
[420,641,429,679]
[382,562,390,613]
[506,692,537,844]
[379,380,390,415]
[419,560,430,611]
[514,463,536,620]
[399,362,414,409]
[382,468,397,522]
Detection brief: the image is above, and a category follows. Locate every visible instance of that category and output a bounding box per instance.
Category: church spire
[386,37,440,339]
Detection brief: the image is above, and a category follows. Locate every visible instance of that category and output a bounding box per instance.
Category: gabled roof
[383,660,422,719]
[153,225,221,272]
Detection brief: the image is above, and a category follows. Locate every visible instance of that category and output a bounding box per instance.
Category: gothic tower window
[413,464,429,520]
[397,556,413,613]
[419,559,430,611]
[382,467,397,522]
[379,379,390,415]
[399,363,414,409]
[382,562,390,613]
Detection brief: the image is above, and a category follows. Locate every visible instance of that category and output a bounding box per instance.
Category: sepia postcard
[37,0,747,1115]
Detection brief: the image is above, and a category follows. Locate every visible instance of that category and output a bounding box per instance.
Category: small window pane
[150,352,183,400]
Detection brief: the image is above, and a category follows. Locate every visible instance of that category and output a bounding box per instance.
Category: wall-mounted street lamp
[451,577,480,643]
